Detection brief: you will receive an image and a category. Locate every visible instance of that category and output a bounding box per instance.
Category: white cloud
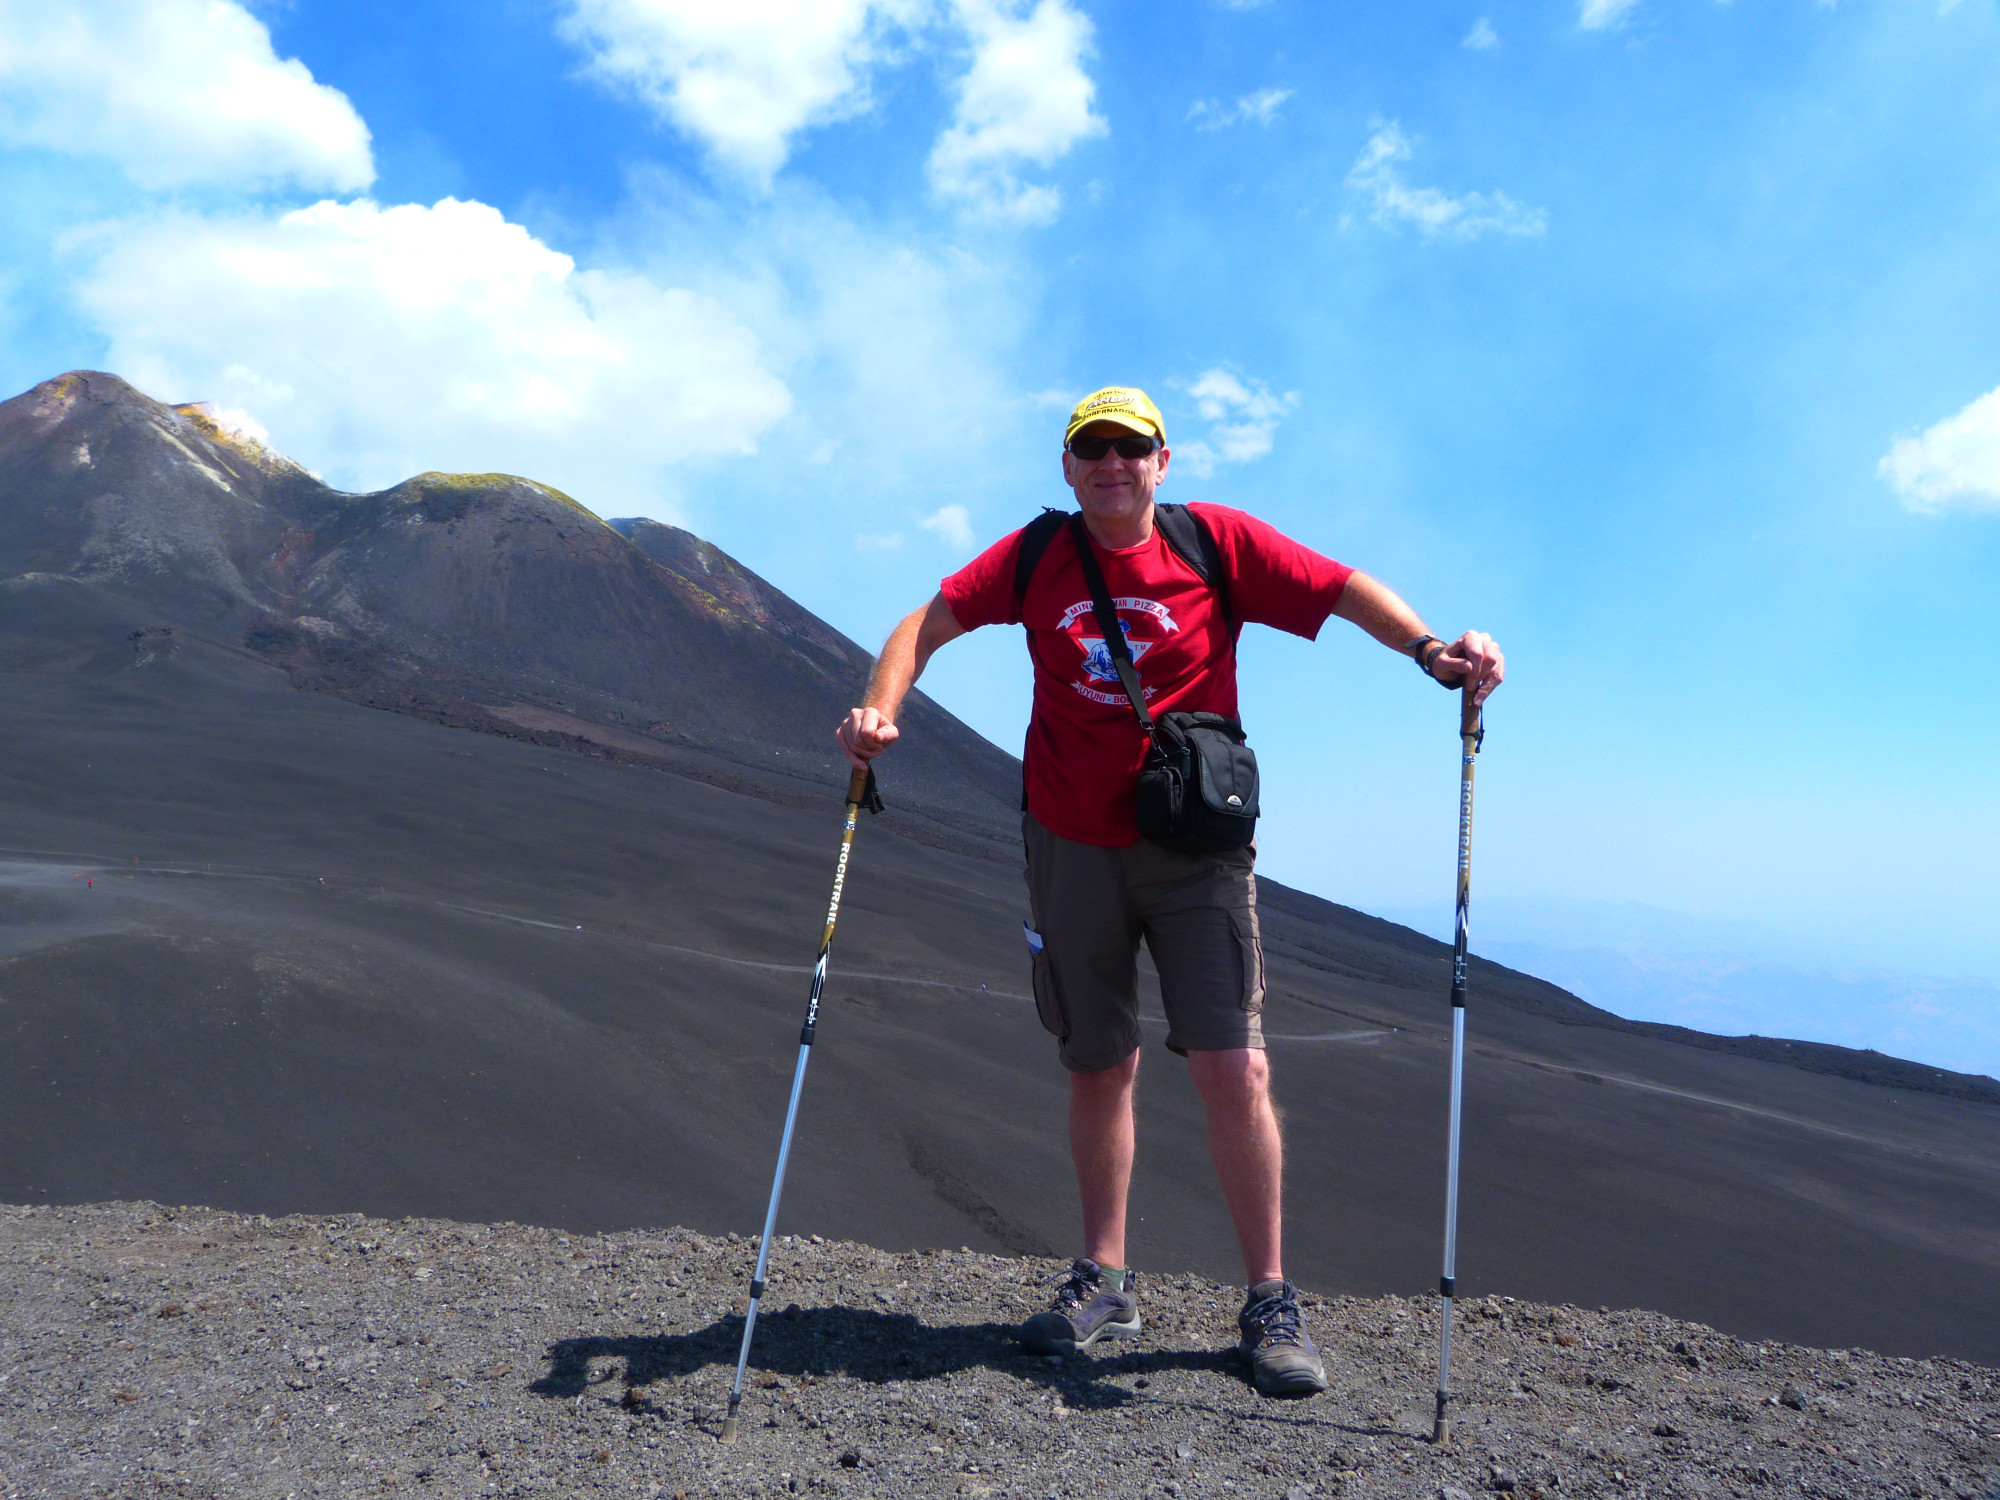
[856,531,906,550]
[556,0,1101,221]
[1188,87,1294,132]
[0,0,372,192]
[568,168,1045,564]
[1171,369,1298,479]
[918,503,977,549]
[1344,122,1546,241]
[72,197,791,510]
[927,0,1106,223]
[1464,17,1500,49]
[555,0,922,185]
[1579,0,1640,30]
[1878,386,2000,514]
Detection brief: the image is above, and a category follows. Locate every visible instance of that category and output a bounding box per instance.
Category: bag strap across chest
[1067,514,1158,738]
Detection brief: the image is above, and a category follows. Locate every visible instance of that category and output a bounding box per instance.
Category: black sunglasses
[1067,433,1161,461]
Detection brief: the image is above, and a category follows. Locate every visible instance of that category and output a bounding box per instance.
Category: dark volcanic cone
[0,370,1017,836]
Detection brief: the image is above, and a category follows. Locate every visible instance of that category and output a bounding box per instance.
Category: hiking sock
[1100,1265,1129,1292]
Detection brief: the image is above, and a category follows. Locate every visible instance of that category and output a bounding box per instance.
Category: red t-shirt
[940,502,1353,846]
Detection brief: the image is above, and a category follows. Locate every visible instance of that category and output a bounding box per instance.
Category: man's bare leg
[1018,1050,1144,1354]
[1069,1049,1140,1268]
[1190,1047,1324,1394]
[1187,1047,1284,1285]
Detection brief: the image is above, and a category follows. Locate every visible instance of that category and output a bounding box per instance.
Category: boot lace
[1042,1259,1100,1314]
[1246,1286,1305,1348]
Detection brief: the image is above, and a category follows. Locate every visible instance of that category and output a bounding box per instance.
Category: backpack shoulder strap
[1011,507,1072,622]
[1154,502,1235,636]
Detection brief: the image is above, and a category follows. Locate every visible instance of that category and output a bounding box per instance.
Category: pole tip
[718,1414,740,1445]
[1432,1415,1451,1446]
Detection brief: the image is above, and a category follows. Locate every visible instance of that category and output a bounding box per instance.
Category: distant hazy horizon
[1372,894,2000,1082]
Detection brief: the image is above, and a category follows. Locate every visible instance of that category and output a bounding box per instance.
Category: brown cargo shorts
[1022,811,1266,1073]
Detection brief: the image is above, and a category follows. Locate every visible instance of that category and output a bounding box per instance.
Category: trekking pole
[1433,684,1484,1447]
[719,763,883,1446]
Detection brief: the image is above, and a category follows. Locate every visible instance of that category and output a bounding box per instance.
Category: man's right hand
[835,593,968,770]
[836,707,899,769]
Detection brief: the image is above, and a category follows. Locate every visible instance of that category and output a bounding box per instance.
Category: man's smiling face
[1061,419,1171,534]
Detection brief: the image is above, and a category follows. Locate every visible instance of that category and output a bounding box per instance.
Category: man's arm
[835,592,970,768]
[1332,571,1505,706]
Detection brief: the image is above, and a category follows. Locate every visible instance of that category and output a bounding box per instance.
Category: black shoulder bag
[1067,514,1259,855]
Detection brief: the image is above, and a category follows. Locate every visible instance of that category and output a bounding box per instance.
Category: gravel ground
[3,1203,1995,1500]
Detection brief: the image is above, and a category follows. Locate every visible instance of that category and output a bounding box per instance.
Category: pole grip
[1460,685,1481,740]
[846,765,870,804]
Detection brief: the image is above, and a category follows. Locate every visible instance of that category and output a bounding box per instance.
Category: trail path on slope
[11,848,1992,1159]
[3,1203,1994,1500]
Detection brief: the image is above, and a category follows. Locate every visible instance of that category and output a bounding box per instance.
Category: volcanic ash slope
[4,1204,1995,1500]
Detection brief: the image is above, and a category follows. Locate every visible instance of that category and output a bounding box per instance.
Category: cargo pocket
[1030,949,1069,1040]
[1229,904,1266,1016]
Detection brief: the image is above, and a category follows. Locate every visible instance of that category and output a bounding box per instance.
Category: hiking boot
[1238,1278,1328,1396]
[1019,1258,1141,1354]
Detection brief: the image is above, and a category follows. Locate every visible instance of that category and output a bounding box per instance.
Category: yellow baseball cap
[1064,386,1165,445]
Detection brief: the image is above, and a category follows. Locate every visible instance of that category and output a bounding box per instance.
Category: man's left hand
[1431,632,1505,705]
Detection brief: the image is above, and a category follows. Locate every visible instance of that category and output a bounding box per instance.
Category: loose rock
[1,1201,1993,1500]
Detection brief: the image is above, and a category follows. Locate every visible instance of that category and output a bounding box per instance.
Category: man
[836,386,1503,1397]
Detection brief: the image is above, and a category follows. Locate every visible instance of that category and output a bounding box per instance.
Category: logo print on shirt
[1058,598,1177,706]
[1079,621,1153,684]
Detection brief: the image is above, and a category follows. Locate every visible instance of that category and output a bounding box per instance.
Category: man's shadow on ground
[529,1304,1399,1437]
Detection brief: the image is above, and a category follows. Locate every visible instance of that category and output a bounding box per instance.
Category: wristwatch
[1403,635,1457,688]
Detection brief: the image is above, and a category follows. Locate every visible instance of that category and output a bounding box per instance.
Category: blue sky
[1,0,1996,1074]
